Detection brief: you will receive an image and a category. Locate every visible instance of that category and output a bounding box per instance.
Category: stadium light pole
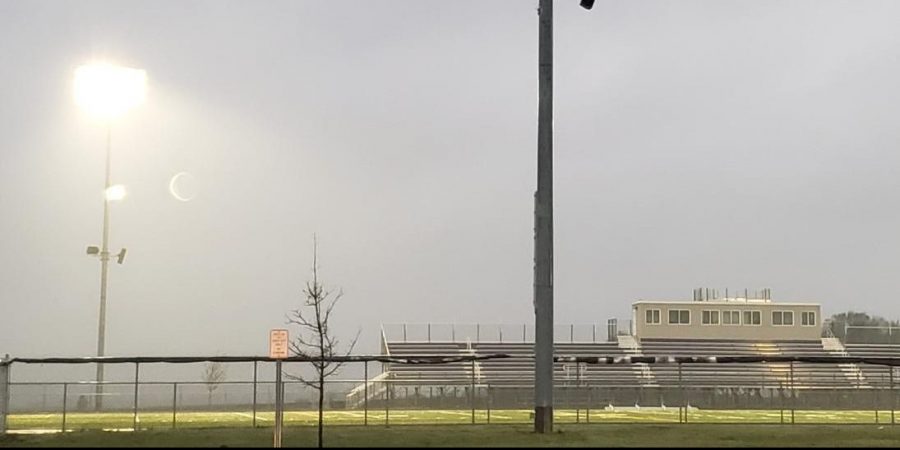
[74,62,146,411]
[534,0,594,434]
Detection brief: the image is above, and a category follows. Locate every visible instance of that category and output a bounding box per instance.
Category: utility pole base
[534,406,553,433]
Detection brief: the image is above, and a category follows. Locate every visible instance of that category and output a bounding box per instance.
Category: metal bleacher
[344,323,900,410]
[639,338,849,389]
[378,330,853,390]
[383,341,640,387]
[844,344,900,388]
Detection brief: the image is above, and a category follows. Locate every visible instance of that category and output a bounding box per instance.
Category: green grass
[5,424,900,447]
[7,408,898,431]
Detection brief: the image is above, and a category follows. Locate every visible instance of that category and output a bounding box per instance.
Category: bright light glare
[105,184,127,201]
[74,63,147,119]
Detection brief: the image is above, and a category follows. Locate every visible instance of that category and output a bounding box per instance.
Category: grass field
[4,423,900,447]
[6,408,899,432]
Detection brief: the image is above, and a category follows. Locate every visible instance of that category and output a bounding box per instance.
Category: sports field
[6,407,898,432]
[4,423,900,447]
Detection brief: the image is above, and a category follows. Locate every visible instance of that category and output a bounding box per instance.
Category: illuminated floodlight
[74,62,147,119]
[105,184,127,201]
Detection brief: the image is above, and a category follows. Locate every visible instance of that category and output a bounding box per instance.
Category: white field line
[234,412,270,421]
[439,411,475,417]
[9,427,146,434]
[7,429,63,435]
[325,411,366,416]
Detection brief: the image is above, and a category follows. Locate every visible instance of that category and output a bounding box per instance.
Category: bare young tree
[286,237,359,448]
[201,361,227,407]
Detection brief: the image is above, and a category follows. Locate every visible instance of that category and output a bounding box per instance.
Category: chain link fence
[4,356,900,432]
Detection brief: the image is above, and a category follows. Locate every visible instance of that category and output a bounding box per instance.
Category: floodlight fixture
[74,62,147,120]
[105,184,127,202]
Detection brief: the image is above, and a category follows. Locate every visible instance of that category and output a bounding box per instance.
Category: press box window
[801,311,817,326]
[646,309,661,325]
[668,309,690,325]
[773,311,794,326]
[702,310,720,325]
[743,310,761,326]
[723,311,741,325]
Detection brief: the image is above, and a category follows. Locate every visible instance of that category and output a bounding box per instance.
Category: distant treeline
[827,311,900,344]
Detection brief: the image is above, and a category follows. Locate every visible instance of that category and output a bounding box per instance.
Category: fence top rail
[382,323,607,326]
[7,379,381,386]
[556,355,900,367]
[7,353,900,367]
[0,354,511,367]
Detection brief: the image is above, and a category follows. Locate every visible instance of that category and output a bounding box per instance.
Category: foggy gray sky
[3,0,900,361]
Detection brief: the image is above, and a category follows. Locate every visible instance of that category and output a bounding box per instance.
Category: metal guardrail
[381,324,614,344]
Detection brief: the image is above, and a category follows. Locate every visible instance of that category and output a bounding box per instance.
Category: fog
[3,0,900,384]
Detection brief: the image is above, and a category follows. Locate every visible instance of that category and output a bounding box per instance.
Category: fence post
[133,362,140,431]
[789,361,795,425]
[1,356,9,435]
[678,363,684,424]
[875,369,881,424]
[471,359,476,424]
[61,383,67,432]
[592,325,596,343]
[586,386,591,423]
[428,323,431,343]
[876,382,880,424]
[487,384,491,424]
[274,360,283,448]
[570,324,574,343]
[891,366,895,426]
[252,361,258,428]
[780,380,785,425]
[364,361,368,426]
[575,363,581,424]
[523,324,526,343]
[476,324,480,343]
[403,324,407,343]
[172,383,177,429]
[385,379,390,427]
